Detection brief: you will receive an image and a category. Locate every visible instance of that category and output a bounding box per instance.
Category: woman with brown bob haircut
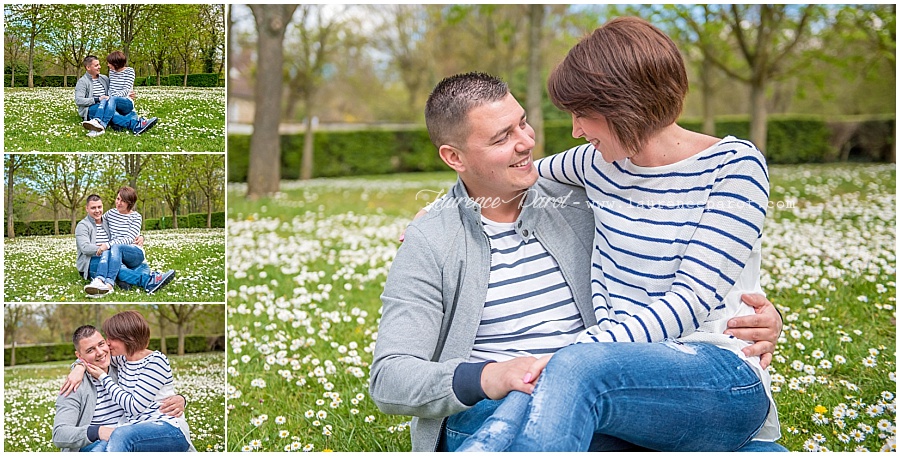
[457,17,783,452]
[68,310,194,451]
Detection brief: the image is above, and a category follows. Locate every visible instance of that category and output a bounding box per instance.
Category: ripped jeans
[455,342,783,452]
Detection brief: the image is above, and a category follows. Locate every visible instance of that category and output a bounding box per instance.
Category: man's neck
[476,192,526,223]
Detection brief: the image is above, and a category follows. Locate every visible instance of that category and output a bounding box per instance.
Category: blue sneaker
[145,269,175,294]
[133,117,158,135]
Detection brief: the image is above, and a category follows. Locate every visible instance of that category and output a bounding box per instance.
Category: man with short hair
[369,72,784,451]
[52,325,185,451]
[75,194,174,296]
[74,55,156,136]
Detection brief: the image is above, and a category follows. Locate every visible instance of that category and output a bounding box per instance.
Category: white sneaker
[90,119,105,131]
[87,129,104,137]
[84,277,107,295]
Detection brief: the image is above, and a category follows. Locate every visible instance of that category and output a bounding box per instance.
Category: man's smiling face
[75,330,110,370]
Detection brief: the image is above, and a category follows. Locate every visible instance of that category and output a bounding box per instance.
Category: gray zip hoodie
[370,177,597,451]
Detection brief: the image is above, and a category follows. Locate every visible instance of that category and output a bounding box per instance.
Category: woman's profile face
[107,338,126,356]
[115,193,128,213]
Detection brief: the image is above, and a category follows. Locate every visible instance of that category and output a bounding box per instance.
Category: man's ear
[439,145,465,173]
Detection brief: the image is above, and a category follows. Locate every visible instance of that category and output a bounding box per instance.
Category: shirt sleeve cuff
[452,361,495,406]
[87,425,100,442]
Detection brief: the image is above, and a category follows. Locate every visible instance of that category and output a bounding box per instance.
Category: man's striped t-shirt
[469,217,584,363]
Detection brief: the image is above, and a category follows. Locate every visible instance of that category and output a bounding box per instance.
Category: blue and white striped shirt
[470,217,584,363]
[104,352,179,428]
[108,67,135,98]
[536,136,769,345]
[89,375,125,426]
[105,208,142,246]
[94,223,109,246]
[90,77,105,100]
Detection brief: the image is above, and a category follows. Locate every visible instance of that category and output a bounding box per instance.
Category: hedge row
[4,334,220,366]
[139,73,224,87]
[5,73,224,88]
[227,115,895,181]
[4,211,225,237]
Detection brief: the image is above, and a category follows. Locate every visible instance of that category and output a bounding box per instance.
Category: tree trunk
[53,207,59,236]
[700,64,716,136]
[28,34,35,88]
[10,340,16,367]
[70,210,78,235]
[171,206,179,229]
[207,198,212,228]
[158,315,168,355]
[62,64,68,88]
[177,323,186,356]
[749,78,768,154]
[7,160,15,239]
[301,110,315,180]
[183,59,189,87]
[526,4,546,159]
[247,5,298,197]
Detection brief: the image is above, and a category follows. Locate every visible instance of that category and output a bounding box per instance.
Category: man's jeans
[452,342,786,452]
[82,421,189,452]
[91,244,147,287]
[92,96,134,128]
[87,102,139,132]
[88,255,152,289]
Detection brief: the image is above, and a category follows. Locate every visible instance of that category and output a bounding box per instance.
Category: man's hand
[725,294,783,369]
[95,243,109,255]
[100,95,109,101]
[480,356,538,400]
[159,394,186,417]
[133,235,144,247]
[98,426,114,441]
[60,363,86,396]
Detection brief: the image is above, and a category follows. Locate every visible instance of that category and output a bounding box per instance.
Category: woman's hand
[83,361,105,380]
[60,363,86,396]
[725,294,784,369]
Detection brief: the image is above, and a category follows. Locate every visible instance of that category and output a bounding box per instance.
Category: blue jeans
[92,244,146,286]
[457,342,781,452]
[92,96,134,128]
[85,421,189,452]
[87,102,140,132]
[88,255,153,289]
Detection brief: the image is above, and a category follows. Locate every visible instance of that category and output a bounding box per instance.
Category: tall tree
[370,5,434,120]
[169,5,201,87]
[5,154,34,239]
[683,5,825,150]
[5,4,50,88]
[284,5,347,180]
[4,304,34,366]
[59,155,99,233]
[113,4,146,58]
[526,4,547,158]
[119,154,152,190]
[247,4,298,197]
[190,154,225,228]
[28,155,68,235]
[155,304,201,356]
[4,32,27,88]
[150,154,193,229]
[43,5,97,88]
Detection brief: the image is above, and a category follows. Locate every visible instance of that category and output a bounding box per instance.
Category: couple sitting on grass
[74,51,158,137]
[54,310,194,452]
[75,186,175,298]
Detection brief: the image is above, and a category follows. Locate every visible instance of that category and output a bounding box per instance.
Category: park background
[3,303,226,452]
[225,4,895,453]
[3,153,226,303]
[3,4,226,152]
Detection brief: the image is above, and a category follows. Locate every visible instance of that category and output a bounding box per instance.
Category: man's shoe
[84,277,106,295]
[82,119,104,132]
[145,269,176,294]
[87,129,104,138]
[133,117,158,135]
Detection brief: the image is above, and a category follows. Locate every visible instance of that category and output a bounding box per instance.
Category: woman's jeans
[81,421,189,452]
[93,244,146,286]
[92,96,134,128]
[89,255,152,289]
[454,342,781,452]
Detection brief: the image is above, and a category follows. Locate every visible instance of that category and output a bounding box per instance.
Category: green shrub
[210,211,225,228]
[5,334,220,365]
[5,73,33,87]
[186,73,220,87]
[144,218,160,230]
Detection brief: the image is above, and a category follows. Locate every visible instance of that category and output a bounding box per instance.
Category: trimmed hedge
[4,211,224,237]
[140,73,221,87]
[5,73,222,88]
[4,334,217,366]
[144,211,225,230]
[227,115,895,181]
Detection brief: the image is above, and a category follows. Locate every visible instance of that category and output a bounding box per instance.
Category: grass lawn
[3,351,226,452]
[225,164,895,452]
[4,229,225,303]
[4,86,224,152]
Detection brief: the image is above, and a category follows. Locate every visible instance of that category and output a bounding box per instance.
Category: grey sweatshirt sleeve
[52,384,92,450]
[369,224,470,419]
[74,77,96,109]
[75,221,99,257]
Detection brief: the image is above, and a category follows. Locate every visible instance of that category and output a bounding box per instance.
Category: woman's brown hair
[102,310,150,356]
